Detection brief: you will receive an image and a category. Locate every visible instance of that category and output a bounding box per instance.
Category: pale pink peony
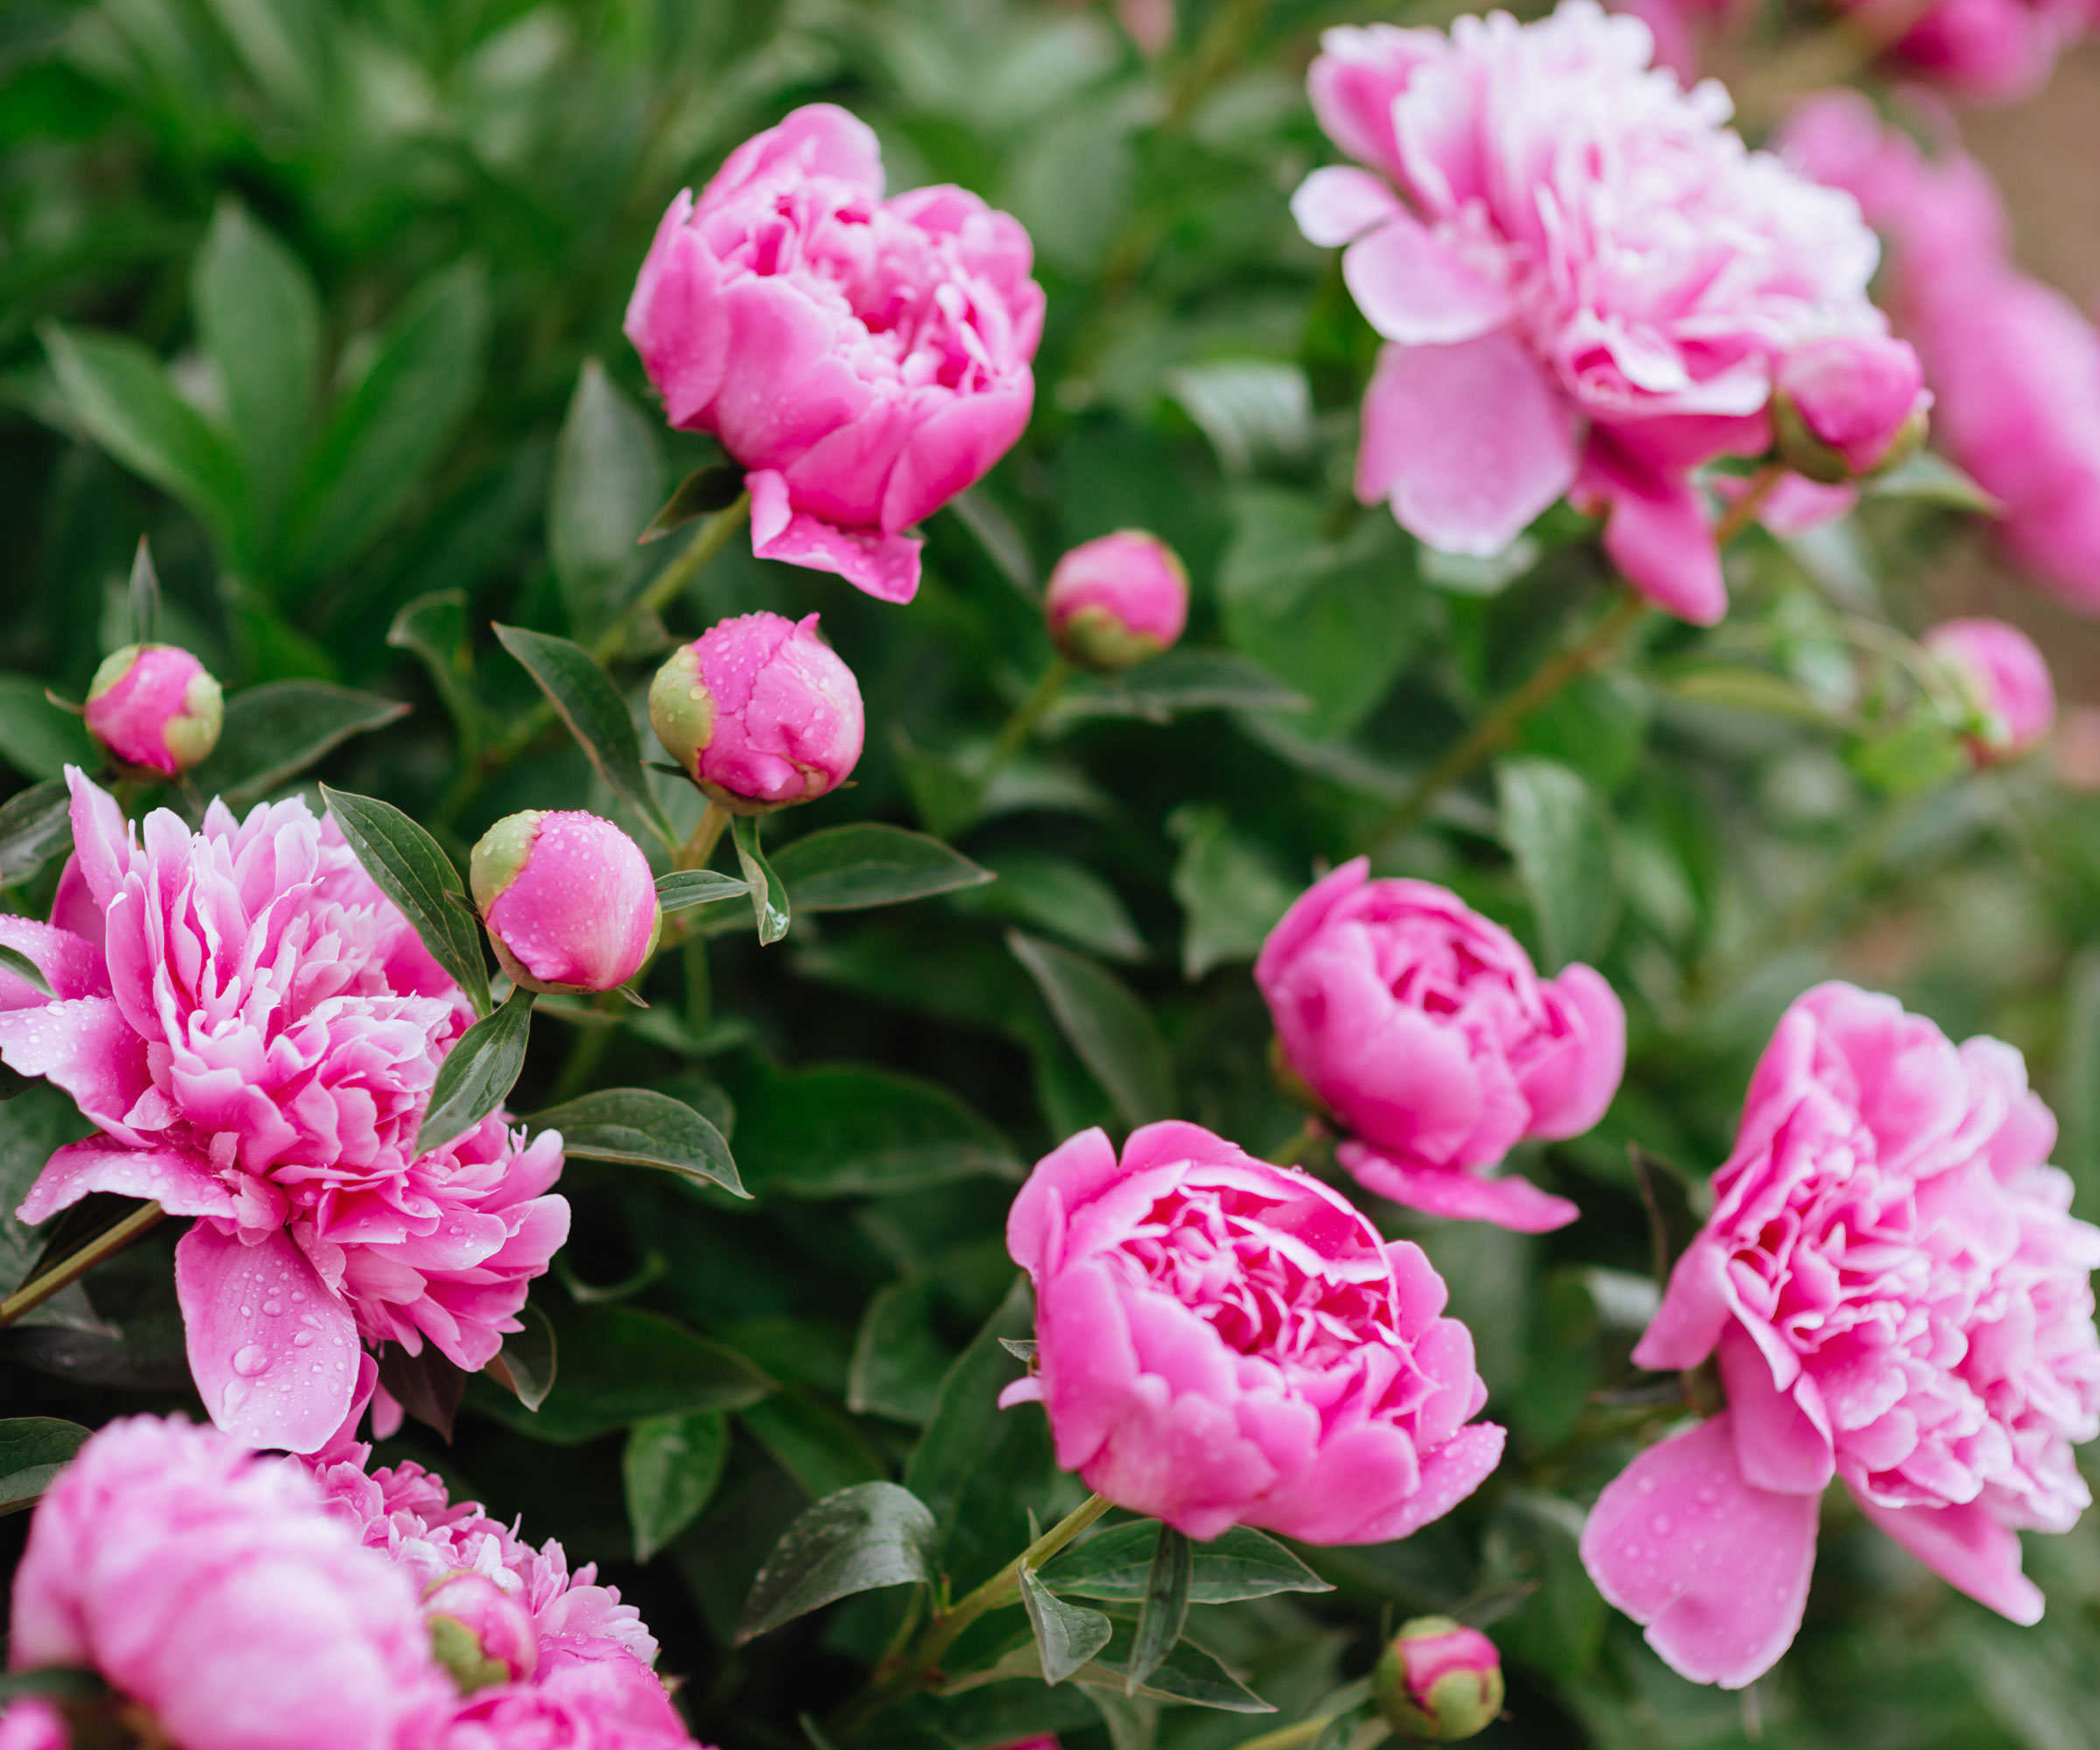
[1924,618,2056,765]
[1044,531,1190,671]
[1255,860,1624,1233]
[82,643,223,777]
[7,1416,452,1750]
[0,771,568,1454]
[999,1120,1506,1544]
[625,104,1043,606]
[1581,984,2100,1687]
[1292,1,1891,624]
[470,810,661,994]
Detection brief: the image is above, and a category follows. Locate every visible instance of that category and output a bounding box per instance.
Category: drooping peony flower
[3,1416,452,1750]
[1044,530,1190,671]
[1000,1120,1506,1544]
[1292,1,1893,623]
[625,104,1043,606]
[470,810,662,994]
[1255,860,1623,1233]
[83,643,223,777]
[1580,984,2100,1688]
[0,771,568,1454]
[1924,619,2056,765]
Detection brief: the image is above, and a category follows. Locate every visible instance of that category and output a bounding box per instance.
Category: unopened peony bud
[423,1572,538,1693]
[1373,1617,1504,1742]
[83,643,223,777]
[1772,334,1930,483]
[1044,531,1189,671]
[1923,618,2056,766]
[648,612,863,814]
[470,809,661,993]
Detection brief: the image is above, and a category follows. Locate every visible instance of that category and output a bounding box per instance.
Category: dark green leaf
[1045,1523,1333,1604]
[1166,807,1297,981]
[128,537,160,647]
[738,1389,888,1502]
[0,1417,89,1514]
[523,1088,744,1197]
[379,1344,467,1441]
[0,780,74,889]
[192,682,410,807]
[319,786,491,1018]
[1496,757,1614,970]
[736,1480,938,1644]
[0,946,53,998]
[944,486,1038,598]
[640,455,743,542]
[415,985,533,1156]
[483,1301,556,1412]
[729,1060,1020,1197]
[847,1278,951,1425]
[956,853,1145,962]
[656,870,751,912]
[387,591,475,731]
[1053,651,1307,729]
[1007,931,1172,1129]
[625,1410,729,1561]
[732,815,791,945]
[1124,1525,1192,1695]
[771,822,993,913]
[492,624,668,838]
[549,360,662,622]
[1021,1564,1114,1684]
[0,678,91,785]
[0,1669,107,1704]
[961,1620,1274,1713]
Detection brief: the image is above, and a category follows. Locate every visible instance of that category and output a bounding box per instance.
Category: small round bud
[648,612,864,816]
[1372,1616,1504,1742]
[1922,618,2056,767]
[424,1572,538,1693]
[83,643,223,777]
[470,809,661,994]
[1771,334,1930,485]
[1044,530,1189,671]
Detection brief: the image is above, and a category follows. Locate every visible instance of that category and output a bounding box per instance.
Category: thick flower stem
[676,801,732,874]
[1710,461,1788,549]
[980,656,1073,784]
[0,1201,165,1328]
[826,1492,1114,1740]
[1362,586,1650,851]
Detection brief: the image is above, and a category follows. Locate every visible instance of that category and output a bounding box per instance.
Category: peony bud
[1922,617,2056,766]
[648,612,863,814]
[1772,334,1931,483]
[1044,531,1189,671]
[423,1572,538,1694]
[82,643,223,777]
[1372,1616,1504,1742]
[470,809,661,993]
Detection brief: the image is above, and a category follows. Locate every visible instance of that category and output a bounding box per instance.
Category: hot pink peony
[624,104,1043,606]
[83,643,224,777]
[999,1120,1506,1544]
[426,1645,696,1750]
[1292,1,1891,624]
[1044,530,1190,671]
[1256,860,1623,1234]
[1580,984,2100,1688]
[1924,619,2056,765]
[0,771,568,1453]
[1848,0,2098,100]
[470,810,661,994]
[6,1416,452,1750]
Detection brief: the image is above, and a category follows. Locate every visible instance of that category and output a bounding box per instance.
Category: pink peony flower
[1849,0,2098,100]
[1372,1616,1505,1741]
[425,1644,697,1750]
[1292,2,1891,624]
[624,104,1043,606]
[83,643,224,777]
[470,811,661,994]
[648,612,864,812]
[8,1416,452,1750]
[1044,531,1190,671]
[0,1703,63,1750]
[0,772,569,1453]
[999,1120,1506,1544]
[423,1574,541,1689]
[1771,333,1929,481]
[1923,619,2056,765]
[1255,860,1624,1234]
[1580,984,2100,1688]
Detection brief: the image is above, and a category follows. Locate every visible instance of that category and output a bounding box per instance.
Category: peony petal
[747,470,922,604]
[878,382,1034,536]
[1577,444,1725,625]
[1522,961,1627,1140]
[1632,1239,1732,1371]
[20,1141,234,1225]
[0,919,107,1008]
[1718,1322,1835,1494]
[1340,1143,1579,1233]
[702,102,885,206]
[622,194,731,430]
[1008,1127,1122,1277]
[1291,165,1406,248]
[1343,213,1514,346]
[0,997,154,1145]
[1849,1488,2045,1625]
[1348,1421,1507,1544]
[63,767,132,911]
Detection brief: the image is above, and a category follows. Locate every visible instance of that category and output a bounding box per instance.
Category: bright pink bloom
[82,643,223,777]
[1000,1120,1506,1544]
[648,612,864,811]
[471,811,660,994]
[1044,530,1190,670]
[624,104,1043,606]
[0,772,569,1453]
[1255,860,1623,1233]
[1581,984,2100,1687]
[1924,619,2056,765]
[9,1417,451,1750]
[1773,334,1929,480]
[1292,2,1889,624]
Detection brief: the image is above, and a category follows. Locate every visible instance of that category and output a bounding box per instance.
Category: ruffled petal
[1291,165,1406,247]
[1343,213,1515,345]
[747,470,922,604]
[1849,1488,2045,1625]
[20,1141,234,1225]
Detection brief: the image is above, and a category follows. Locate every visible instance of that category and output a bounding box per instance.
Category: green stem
[0,1202,164,1328]
[595,494,752,662]
[981,657,1073,783]
[1264,1120,1324,1168]
[676,801,732,873]
[1711,461,1787,549]
[682,934,710,1038]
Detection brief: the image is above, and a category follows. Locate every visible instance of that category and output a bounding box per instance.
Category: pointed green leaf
[193,682,410,807]
[956,852,1145,962]
[387,591,475,732]
[318,786,492,1018]
[736,1480,939,1644]
[847,1278,951,1425]
[522,1088,745,1198]
[1166,807,1296,981]
[770,822,993,913]
[655,870,751,912]
[1021,1564,1115,1684]
[640,453,742,543]
[1045,1522,1333,1603]
[1125,1525,1192,1695]
[624,1409,729,1562]
[0,780,80,889]
[415,985,532,1156]
[549,360,663,623]
[0,947,52,999]
[128,537,161,647]
[492,624,669,841]
[482,1301,556,1412]
[729,1060,1019,1198]
[0,677,94,783]
[1496,757,1614,971]
[1007,931,1172,1128]
[732,815,790,945]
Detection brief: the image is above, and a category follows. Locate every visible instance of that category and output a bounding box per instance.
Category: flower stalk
[0,1201,165,1329]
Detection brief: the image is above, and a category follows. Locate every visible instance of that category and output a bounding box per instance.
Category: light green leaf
[415,985,532,1156]
[1007,931,1172,1129]
[1866,450,2001,515]
[735,1481,939,1644]
[1021,1564,1115,1684]
[655,870,751,913]
[319,786,492,1018]
[548,359,662,625]
[0,676,94,780]
[492,624,668,840]
[1496,757,1615,970]
[732,815,791,945]
[1164,360,1313,479]
[522,1088,745,1198]
[1046,1523,1333,1603]
[771,822,993,913]
[192,682,410,807]
[127,537,161,647]
[625,1410,729,1562]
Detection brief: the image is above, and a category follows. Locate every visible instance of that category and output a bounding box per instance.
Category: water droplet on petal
[292,1330,316,1348]
[262,1299,284,1317]
[232,1344,270,1377]
[1652,1514,1673,1535]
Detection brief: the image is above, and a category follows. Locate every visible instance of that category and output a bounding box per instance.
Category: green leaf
[0,780,75,889]
[415,985,532,1156]
[285,262,490,581]
[319,786,492,1018]
[1166,807,1297,981]
[0,1669,107,1704]
[482,1301,556,1412]
[738,1389,888,1502]
[1007,931,1172,1129]
[39,322,243,552]
[959,1621,1274,1713]
[0,1417,89,1515]
[128,537,161,647]
[522,1088,745,1198]
[1044,1523,1333,1604]
[847,1278,951,1425]
[956,853,1145,963]
[1021,1564,1115,1684]
[1125,1525,1192,1695]
[732,815,791,945]
[0,676,94,781]
[625,1410,729,1561]
[1866,449,2001,514]
[771,822,993,913]
[378,1344,467,1440]
[192,682,410,807]
[1052,651,1308,729]
[735,1480,939,1644]
[1496,757,1615,970]
[1663,666,1838,725]
[655,870,751,913]
[0,946,53,998]
[387,591,475,732]
[1848,720,1967,798]
[640,453,743,543]
[548,359,663,625]
[1164,360,1313,479]
[729,1060,1020,1198]
[492,624,668,841]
